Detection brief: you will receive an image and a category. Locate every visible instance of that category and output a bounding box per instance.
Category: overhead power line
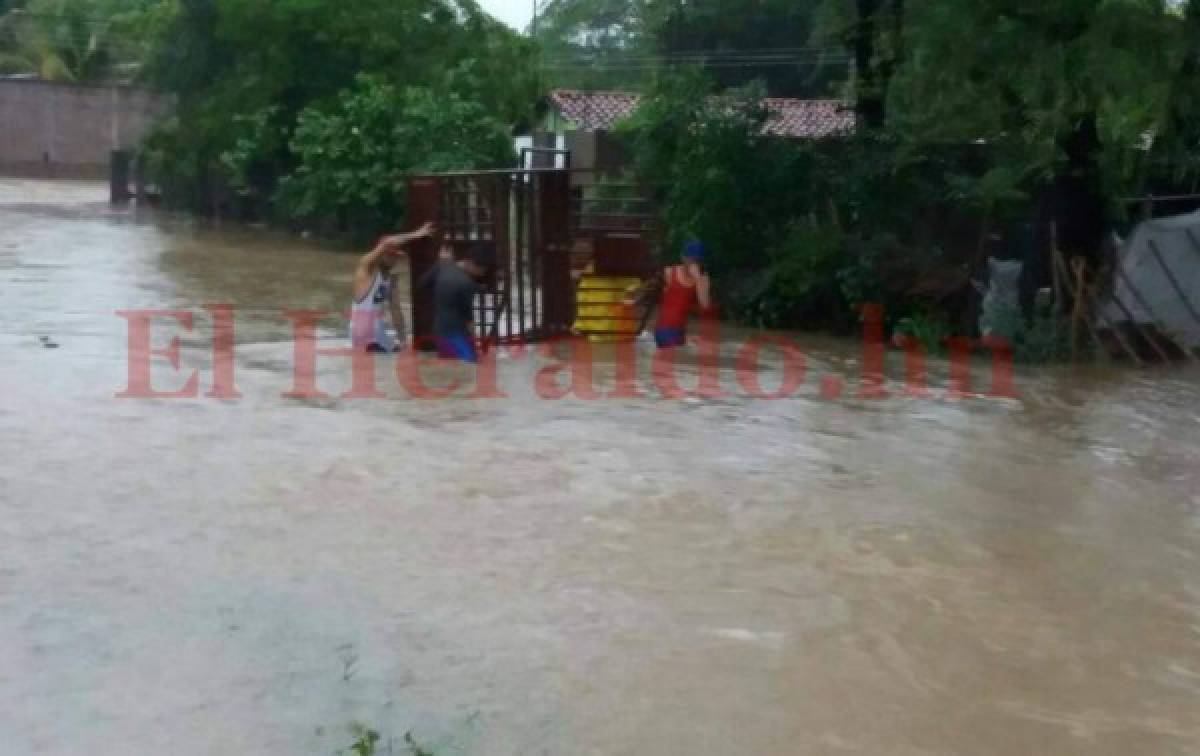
[544,61,852,71]
[1,9,141,26]
[546,53,849,64]
[542,45,851,67]
[546,45,848,57]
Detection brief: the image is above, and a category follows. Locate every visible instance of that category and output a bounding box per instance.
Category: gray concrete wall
[0,79,168,179]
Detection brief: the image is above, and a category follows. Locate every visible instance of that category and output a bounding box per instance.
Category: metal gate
[406,169,657,349]
[407,169,574,349]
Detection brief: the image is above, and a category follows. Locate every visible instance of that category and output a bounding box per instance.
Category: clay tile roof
[762,98,856,139]
[548,90,643,132]
[547,89,855,139]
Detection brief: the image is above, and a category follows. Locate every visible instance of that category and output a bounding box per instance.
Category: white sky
[478,0,535,32]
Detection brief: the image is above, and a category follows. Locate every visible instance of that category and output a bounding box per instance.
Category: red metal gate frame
[407,169,656,349]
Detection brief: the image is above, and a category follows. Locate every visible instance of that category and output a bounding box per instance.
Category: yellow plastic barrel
[573,274,644,343]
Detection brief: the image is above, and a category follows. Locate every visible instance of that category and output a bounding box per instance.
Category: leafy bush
[975,290,1076,363]
[737,220,846,328]
[894,310,952,353]
[620,72,985,333]
[1013,314,1075,363]
[218,105,286,195]
[138,0,533,231]
[275,75,513,236]
[619,72,815,277]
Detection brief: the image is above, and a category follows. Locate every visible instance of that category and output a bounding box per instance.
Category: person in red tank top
[653,240,714,348]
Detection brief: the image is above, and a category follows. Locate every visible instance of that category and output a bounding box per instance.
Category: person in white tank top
[351,222,435,352]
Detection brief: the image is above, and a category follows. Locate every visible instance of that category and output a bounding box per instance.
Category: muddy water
[1,179,1199,755]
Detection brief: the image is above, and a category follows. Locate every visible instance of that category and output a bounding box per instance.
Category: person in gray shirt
[418,242,496,363]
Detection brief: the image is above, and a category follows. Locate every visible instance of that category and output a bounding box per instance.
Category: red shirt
[656,266,705,330]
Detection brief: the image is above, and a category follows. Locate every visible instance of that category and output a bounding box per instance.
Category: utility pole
[529,0,543,169]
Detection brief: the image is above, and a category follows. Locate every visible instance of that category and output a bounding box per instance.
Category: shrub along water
[617,72,988,339]
[615,1,1197,357]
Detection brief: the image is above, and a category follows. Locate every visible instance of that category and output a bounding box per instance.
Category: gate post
[407,177,442,350]
[539,170,574,334]
[110,149,131,204]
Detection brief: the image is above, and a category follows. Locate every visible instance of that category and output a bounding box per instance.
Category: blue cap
[682,239,706,261]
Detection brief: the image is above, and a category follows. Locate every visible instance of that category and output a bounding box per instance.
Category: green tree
[843,0,905,128]
[0,0,154,82]
[141,0,536,224]
[654,0,843,97]
[619,71,818,273]
[535,0,658,90]
[887,0,1179,251]
[275,74,514,234]
[1150,0,1200,181]
[536,0,846,96]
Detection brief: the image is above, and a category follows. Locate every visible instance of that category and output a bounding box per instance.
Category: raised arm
[683,260,713,313]
[387,221,436,249]
[695,272,713,312]
[353,241,392,302]
[352,222,436,301]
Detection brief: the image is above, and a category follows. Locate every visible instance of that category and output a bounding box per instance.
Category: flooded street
[2,179,1199,754]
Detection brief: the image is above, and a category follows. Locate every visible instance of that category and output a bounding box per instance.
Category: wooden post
[1050,221,1064,312]
[1053,247,1137,365]
[109,149,131,205]
[133,153,147,204]
[1070,256,1086,361]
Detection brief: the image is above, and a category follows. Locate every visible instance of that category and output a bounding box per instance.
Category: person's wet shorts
[654,327,687,349]
[435,333,478,363]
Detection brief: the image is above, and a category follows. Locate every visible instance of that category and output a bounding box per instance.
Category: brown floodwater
[1,179,1198,755]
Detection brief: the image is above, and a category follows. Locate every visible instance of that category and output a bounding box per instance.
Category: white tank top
[350,272,396,351]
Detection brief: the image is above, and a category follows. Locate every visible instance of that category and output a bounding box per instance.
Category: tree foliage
[0,0,158,82]
[1152,0,1200,179]
[537,0,844,97]
[614,1,1194,339]
[11,0,1200,346]
[274,75,513,231]
[138,0,536,233]
[656,0,844,97]
[535,0,656,90]
[890,0,1178,198]
[620,72,818,273]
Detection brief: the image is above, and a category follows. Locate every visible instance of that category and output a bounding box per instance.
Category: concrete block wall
[0,79,168,179]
